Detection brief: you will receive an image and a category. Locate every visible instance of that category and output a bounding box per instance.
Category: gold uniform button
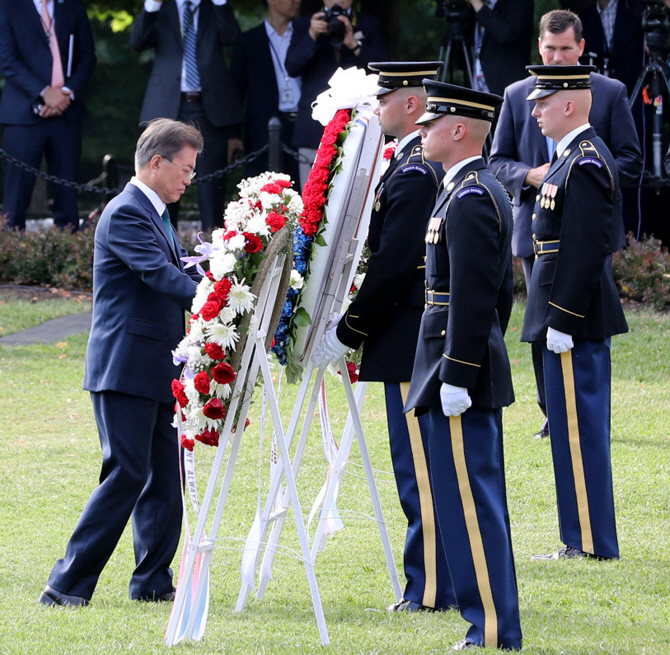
[441,330,446,336]
[532,214,536,220]
[535,194,540,202]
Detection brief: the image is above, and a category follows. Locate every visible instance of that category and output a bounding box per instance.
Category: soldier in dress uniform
[312,62,459,613]
[404,80,521,652]
[522,65,628,561]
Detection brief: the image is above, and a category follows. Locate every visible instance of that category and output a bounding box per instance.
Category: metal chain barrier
[0,144,275,196]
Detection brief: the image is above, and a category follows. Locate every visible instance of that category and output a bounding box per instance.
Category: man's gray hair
[134,118,204,171]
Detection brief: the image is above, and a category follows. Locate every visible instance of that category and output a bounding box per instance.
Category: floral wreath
[172,173,303,450]
[272,108,353,378]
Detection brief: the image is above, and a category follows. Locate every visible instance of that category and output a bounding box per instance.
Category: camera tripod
[438,32,475,87]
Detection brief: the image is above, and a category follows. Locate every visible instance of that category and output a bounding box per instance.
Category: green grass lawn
[0,300,668,654]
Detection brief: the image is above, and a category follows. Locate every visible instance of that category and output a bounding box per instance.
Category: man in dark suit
[313,62,457,614]
[230,0,301,183]
[522,66,628,560]
[404,81,521,652]
[0,0,96,231]
[130,0,242,231]
[488,9,642,439]
[39,119,203,606]
[466,0,534,96]
[285,0,388,187]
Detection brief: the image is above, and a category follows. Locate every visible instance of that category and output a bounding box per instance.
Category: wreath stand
[233,169,401,641]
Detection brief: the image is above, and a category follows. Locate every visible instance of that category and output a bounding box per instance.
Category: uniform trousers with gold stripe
[426,406,522,650]
[543,339,619,559]
[386,383,457,609]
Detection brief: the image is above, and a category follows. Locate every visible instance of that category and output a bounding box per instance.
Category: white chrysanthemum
[229,279,255,314]
[190,405,219,431]
[219,306,235,324]
[211,227,226,244]
[210,381,232,400]
[205,321,240,350]
[225,233,246,252]
[209,252,237,280]
[290,269,304,290]
[258,191,278,211]
[353,272,366,291]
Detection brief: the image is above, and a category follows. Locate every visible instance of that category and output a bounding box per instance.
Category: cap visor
[526,88,557,101]
[415,110,443,126]
[374,86,395,97]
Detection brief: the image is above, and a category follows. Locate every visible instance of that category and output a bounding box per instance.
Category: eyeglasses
[163,157,196,181]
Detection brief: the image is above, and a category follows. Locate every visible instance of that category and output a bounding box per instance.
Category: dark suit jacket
[579,0,644,97]
[0,0,95,126]
[285,12,388,149]
[336,136,443,382]
[489,73,642,259]
[231,21,284,152]
[130,0,242,128]
[468,0,534,96]
[405,159,515,413]
[521,129,628,342]
[84,183,200,404]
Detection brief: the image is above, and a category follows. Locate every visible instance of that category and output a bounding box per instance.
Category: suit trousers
[175,99,230,231]
[2,119,81,231]
[543,340,619,559]
[386,383,456,609]
[426,406,522,650]
[244,114,299,185]
[47,391,182,600]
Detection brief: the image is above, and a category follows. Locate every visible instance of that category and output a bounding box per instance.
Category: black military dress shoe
[387,598,436,612]
[532,545,614,561]
[39,585,89,607]
[453,639,478,651]
[533,418,550,439]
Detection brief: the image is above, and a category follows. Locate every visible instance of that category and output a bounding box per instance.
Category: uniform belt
[181,92,202,102]
[278,111,298,122]
[533,239,560,256]
[425,290,450,305]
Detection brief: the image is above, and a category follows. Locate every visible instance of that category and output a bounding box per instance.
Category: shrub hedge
[1,222,669,310]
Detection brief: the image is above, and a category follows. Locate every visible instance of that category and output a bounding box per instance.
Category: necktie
[41,0,64,88]
[546,136,557,163]
[161,209,175,247]
[182,2,201,89]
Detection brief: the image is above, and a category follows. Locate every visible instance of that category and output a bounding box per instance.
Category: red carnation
[205,342,226,360]
[201,298,222,322]
[223,230,237,241]
[181,434,195,452]
[172,379,189,408]
[194,371,211,395]
[212,361,236,385]
[266,211,287,233]
[206,270,215,281]
[346,361,359,384]
[196,428,220,447]
[261,182,282,194]
[276,179,291,189]
[243,232,262,253]
[214,278,232,300]
[203,398,226,420]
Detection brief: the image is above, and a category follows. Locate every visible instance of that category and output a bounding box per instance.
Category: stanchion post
[268,117,282,173]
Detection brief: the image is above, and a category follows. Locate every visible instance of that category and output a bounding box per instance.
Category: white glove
[312,319,349,368]
[546,327,574,354]
[440,382,472,417]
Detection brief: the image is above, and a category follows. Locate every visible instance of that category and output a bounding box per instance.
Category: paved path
[0,311,91,346]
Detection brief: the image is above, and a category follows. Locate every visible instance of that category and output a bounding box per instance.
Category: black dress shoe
[453,639,478,651]
[532,545,615,561]
[533,419,550,439]
[387,598,435,612]
[133,590,176,602]
[39,585,89,607]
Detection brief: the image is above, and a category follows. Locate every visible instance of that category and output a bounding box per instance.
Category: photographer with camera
[286,0,388,187]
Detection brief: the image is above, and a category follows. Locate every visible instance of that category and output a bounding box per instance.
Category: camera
[322,5,347,47]
[435,0,471,38]
[641,0,670,52]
